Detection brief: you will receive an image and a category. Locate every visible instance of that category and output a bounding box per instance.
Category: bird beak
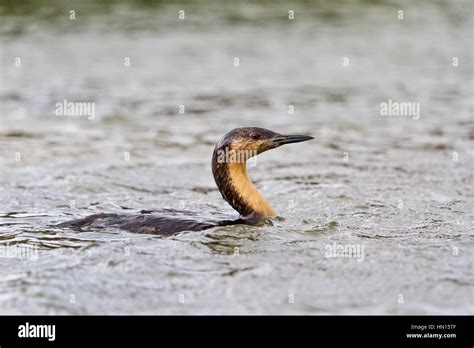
[270,134,314,146]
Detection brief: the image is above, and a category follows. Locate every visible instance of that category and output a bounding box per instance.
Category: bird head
[214,127,314,163]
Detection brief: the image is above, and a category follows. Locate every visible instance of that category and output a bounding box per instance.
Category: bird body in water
[57,127,313,234]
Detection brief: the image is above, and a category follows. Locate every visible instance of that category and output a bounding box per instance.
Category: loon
[57,127,313,234]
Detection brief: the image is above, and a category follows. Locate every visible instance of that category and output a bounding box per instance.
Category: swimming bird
[57,127,313,234]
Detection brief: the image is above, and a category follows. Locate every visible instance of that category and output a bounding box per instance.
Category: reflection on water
[0,0,473,314]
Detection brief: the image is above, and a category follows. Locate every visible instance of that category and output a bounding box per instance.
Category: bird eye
[250,133,261,140]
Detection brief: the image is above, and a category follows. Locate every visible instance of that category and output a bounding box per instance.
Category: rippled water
[0,0,473,314]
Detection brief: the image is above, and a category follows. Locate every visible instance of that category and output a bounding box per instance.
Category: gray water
[0,0,472,314]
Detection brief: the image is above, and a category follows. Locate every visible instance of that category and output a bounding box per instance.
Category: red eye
[250,133,261,140]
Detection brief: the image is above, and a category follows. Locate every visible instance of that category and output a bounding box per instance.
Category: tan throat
[226,162,276,217]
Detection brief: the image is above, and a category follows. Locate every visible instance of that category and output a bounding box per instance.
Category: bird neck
[212,150,276,218]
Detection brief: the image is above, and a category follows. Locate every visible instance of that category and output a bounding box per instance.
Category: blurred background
[0,0,472,314]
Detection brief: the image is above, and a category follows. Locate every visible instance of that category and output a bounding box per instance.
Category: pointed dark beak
[271,134,314,146]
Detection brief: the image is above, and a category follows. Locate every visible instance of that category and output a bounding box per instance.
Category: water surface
[0,0,472,314]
